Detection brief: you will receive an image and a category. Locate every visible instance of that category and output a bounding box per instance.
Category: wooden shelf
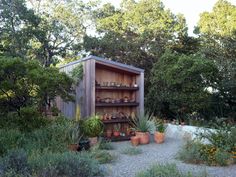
[102,118,130,124]
[104,135,133,142]
[96,86,139,91]
[96,102,139,107]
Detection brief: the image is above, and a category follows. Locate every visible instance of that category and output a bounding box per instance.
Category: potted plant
[154,120,167,144]
[130,136,139,146]
[82,115,103,146]
[68,124,83,151]
[131,114,151,144]
[106,129,112,138]
[113,124,121,137]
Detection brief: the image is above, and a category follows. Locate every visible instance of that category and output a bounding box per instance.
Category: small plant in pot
[113,123,121,137]
[82,115,104,146]
[131,114,151,145]
[154,120,167,144]
[68,124,83,151]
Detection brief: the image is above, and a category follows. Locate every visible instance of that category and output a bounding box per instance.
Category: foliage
[113,123,121,131]
[121,147,142,156]
[68,123,83,144]
[0,149,31,177]
[178,139,235,166]
[136,163,193,177]
[84,0,188,90]
[30,151,104,177]
[82,115,103,137]
[198,124,236,152]
[196,0,236,120]
[147,50,218,117]
[154,120,167,133]
[0,57,74,113]
[90,150,115,164]
[0,130,26,156]
[70,64,84,84]
[97,139,114,150]
[131,114,152,132]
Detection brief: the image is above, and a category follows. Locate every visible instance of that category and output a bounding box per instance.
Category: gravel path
[102,137,236,177]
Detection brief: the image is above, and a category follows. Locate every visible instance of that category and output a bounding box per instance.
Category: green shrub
[136,163,192,177]
[121,147,142,156]
[0,149,31,177]
[215,150,232,166]
[82,115,103,137]
[177,141,203,164]
[30,151,103,177]
[24,118,74,155]
[18,106,50,132]
[97,139,114,150]
[90,150,115,164]
[0,129,25,156]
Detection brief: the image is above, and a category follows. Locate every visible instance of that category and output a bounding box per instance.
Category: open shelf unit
[56,56,144,141]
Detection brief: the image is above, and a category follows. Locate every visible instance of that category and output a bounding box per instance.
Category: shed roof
[59,55,144,73]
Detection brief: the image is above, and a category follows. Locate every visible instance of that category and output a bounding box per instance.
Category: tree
[146,50,218,118]
[84,0,188,88]
[0,0,40,58]
[196,0,236,119]
[0,56,74,114]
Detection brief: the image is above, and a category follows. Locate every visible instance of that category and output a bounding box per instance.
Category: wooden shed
[56,55,144,140]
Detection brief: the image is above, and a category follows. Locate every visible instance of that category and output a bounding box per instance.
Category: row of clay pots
[130,131,165,146]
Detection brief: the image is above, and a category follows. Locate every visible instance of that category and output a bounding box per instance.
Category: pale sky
[101,0,236,36]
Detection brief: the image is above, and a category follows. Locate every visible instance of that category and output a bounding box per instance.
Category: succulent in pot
[130,136,139,146]
[82,115,104,146]
[113,123,121,137]
[154,120,167,144]
[130,114,151,144]
[68,124,83,151]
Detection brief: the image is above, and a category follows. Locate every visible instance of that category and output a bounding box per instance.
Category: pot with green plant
[113,123,121,137]
[131,114,151,145]
[68,124,83,151]
[83,115,104,146]
[154,120,167,144]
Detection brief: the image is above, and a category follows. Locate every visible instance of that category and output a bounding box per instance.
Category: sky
[101,0,236,36]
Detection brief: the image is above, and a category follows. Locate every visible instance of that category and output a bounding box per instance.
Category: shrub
[24,117,74,155]
[82,115,103,137]
[18,106,50,132]
[121,147,142,156]
[0,149,31,177]
[90,150,115,164]
[177,140,203,164]
[97,139,114,150]
[215,150,232,166]
[0,129,25,156]
[136,163,192,177]
[30,151,103,177]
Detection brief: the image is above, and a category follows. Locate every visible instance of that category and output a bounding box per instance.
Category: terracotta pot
[68,144,79,151]
[89,137,98,146]
[154,131,165,144]
[130,136,139,146]
[136,132,150,144]
[113,131,120,137]
[106,130,112,138]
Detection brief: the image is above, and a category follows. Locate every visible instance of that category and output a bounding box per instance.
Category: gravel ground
[102,137,236,177]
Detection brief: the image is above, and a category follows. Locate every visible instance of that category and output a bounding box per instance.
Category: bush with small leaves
[30,151,104,177]
[90,150,115,164]
[121,147,142,156]
[0,149,31,177]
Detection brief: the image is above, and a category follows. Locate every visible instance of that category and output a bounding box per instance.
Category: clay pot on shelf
[113,131,120,137]
[106,130,112,138]
[96,96,101,103]
[123,96,129,103]
[130,136,139,146]
[136,132,150,144]
[154,132,165,144]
